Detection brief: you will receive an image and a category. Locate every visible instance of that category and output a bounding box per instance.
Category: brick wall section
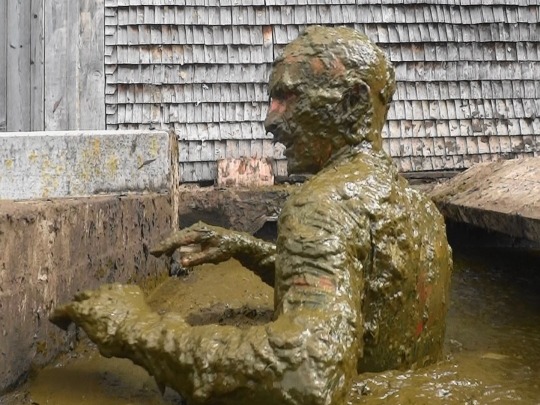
[103,0,540,182]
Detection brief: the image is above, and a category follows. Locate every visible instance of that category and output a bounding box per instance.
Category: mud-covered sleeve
[91,193,366,404]
[58,191,369,404]
[274,192,371,314]
[152,222,276,285]
[233,234,276,286]
[113,304,358,405]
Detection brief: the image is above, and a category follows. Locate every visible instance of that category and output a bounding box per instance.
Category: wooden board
[66,0,79,129]
[79,0,106,129]
[43,1,105,130]
[0,0,7,131]
[7,0,31,131]
[44,1,69,130]
[30,0,45,131]
[431,156,540,243]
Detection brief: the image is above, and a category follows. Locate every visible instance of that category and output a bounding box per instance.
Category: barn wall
[99,1,540,181]
[0,0,106,132]
[3,1,539,181]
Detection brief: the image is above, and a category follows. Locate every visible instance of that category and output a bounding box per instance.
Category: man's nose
[268,98,287,114]
[264,101,282,133]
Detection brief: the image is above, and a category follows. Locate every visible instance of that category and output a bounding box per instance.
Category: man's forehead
[270,54,348,90]
[269,57,308,90]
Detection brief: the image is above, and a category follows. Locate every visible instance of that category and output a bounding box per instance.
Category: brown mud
[3,247,540,405]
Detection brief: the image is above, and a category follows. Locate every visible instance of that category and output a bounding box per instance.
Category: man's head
[265,26,395,174]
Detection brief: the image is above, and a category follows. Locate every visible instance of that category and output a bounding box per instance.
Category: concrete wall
[0,129,180,392]
[0,195,175,391]
[0,130,172,200]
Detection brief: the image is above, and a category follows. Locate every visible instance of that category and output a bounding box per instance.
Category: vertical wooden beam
[0,0,7,131]
[66,0,79,128]
[79,0,105,129]
[7,0,31,131]
[30,0,45,131]
[44,1,68,130]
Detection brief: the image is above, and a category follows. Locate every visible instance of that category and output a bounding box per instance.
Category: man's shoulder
[310,156,396,196]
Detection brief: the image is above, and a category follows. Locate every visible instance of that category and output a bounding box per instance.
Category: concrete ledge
[430,157,540,243]
[0,130,172,200]
[0,194,173,392]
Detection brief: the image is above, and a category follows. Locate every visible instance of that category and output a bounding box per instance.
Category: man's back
[276,146,452,372]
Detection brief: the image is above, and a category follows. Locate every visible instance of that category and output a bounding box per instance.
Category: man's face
[264,58,339,174]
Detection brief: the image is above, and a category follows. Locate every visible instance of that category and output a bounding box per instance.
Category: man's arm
[50,283,358,405]
[151,222,276,286]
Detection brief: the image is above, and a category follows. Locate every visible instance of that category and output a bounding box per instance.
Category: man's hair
[275,25,396,109]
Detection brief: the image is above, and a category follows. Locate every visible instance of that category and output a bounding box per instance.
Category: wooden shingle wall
[103,0,540,182]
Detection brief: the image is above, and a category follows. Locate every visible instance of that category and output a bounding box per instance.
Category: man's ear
[340,81,370,114]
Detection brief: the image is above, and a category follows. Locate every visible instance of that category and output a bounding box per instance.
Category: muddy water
[4,248,540,405]
[349,247,540,404]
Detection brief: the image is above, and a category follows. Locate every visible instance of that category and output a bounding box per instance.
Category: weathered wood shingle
[105,1,540,181]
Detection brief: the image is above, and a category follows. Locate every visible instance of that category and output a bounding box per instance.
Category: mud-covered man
[51,26,452,405]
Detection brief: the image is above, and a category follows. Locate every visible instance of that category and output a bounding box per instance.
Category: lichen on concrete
[0,130,171,200]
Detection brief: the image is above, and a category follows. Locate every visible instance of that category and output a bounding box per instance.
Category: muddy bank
[0,194,174,392]
[176,185,290,234]
[0,183,299,394]
[3,260,273,405]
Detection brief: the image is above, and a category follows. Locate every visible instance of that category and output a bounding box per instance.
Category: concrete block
[0,130,172,200]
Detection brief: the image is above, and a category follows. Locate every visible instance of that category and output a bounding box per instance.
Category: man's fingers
[49,305,76,330]
[181,248,223,267]
[151,227,216,257]
[149,230,187,257]
[50,291,95,329]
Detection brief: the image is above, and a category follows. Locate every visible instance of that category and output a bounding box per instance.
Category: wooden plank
[79,0,106,129]
[431,157,540,242]
[66,0,79,128]
[30,0,45,131]
[7,0,32,131]
[44,1,68,130]
[0,0,7,130]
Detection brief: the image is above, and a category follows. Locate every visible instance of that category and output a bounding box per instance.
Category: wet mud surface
[4,248,540,405]
[349,246,540,404]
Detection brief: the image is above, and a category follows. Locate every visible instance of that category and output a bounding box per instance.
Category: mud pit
[4,245,540,405]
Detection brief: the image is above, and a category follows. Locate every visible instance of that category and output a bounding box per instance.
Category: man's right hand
[150,222,244,267]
